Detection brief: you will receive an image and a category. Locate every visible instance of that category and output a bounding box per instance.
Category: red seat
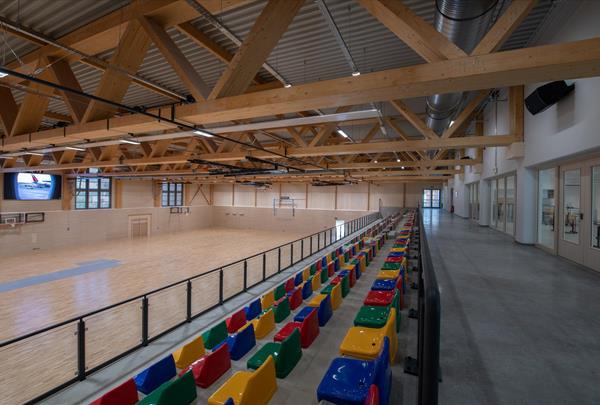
[316,260,322,272]
[364,384,379,405]
[364,290,395,306]
[285,278,295,293]
[226,309,247,333]
[179,343,231,388]
[274,307,319,348]
[89,378,138,405]
[287,287,303,310]
[327,262,335,277]
[385,256,403,263]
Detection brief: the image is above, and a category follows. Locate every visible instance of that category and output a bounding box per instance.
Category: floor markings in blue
[0,259,121,293]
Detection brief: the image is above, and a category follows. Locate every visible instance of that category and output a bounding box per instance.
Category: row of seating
[317,211,416,405]
[90,218,391,405]
[209,230,386,404]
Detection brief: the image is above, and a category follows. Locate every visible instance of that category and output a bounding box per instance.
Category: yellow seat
[330,283,342,310]
[358,256,366,273]
[172,335,205,369]
[391,247,407,252]
[208,355,277,405]
[337,254,345,266]
[339,308,397,363]
[377,270,400,280]
[261,290,275,310]
[311,272,322,291]
[250,308,275,339]
[307,293,328,308]
[302,267,310,282]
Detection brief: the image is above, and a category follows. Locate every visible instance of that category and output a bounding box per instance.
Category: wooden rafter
[46,57,89,123]
[390,100,437,140]
[0,86,19,135]
[308,106,353,147]
[441,90,489,139]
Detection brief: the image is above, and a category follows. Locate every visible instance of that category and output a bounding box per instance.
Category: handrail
[413,208,442,405]
[1,212,380,347]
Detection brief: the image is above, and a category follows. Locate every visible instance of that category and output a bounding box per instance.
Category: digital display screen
[3,173,62,200]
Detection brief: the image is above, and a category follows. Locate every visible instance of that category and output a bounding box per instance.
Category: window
[161,183,184,207]
[422,189,441,208]
[75,177,111,209]
[537,168,556,250]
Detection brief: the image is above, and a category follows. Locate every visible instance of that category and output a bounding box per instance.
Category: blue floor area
[0,259,121,292]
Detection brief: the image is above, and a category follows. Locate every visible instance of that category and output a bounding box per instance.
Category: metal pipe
[425,0,498,134]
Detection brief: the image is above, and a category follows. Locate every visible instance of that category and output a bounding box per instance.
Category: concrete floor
[420,209,600,405]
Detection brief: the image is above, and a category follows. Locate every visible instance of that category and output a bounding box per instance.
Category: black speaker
[525,80,575,115]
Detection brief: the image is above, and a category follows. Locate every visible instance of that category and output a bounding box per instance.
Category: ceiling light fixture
[120,139,141,145]
[374,160,378,163]
[65,146,85,151]
[352,71,361,77]
[401,166,405,169]
[27,152,44,156]
[284,83,292,88]
[337,129,349,138]
[449,120,455,126]
[397,158,401,162]
[0,72,8,78]
[193,130,214,138]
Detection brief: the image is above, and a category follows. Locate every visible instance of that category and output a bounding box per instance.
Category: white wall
[447,1,600,244]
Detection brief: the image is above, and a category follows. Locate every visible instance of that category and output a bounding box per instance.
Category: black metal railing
[405,209,442,405]
[1,211,384,404]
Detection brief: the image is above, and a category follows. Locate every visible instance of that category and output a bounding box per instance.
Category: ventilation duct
[425,0,499,134]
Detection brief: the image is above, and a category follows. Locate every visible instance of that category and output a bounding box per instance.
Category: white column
[478,178,490,226]
[515,165,537,244]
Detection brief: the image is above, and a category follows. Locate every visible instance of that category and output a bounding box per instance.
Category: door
[129,215,151,239]
[558,164,583,264]
[423,189,441,208]
[423,189,432,208]
[537,167,557,253]
[585,158,600,271]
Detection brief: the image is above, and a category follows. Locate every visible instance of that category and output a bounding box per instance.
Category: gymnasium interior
[1,0,599,404]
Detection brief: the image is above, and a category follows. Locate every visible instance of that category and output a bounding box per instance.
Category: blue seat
[224,398,234,405]
[321,256,328,267]
[387,252,405,257]
[301,280,313,300]
[316,294,333,327]
[334,258,340,272]
[215,323,257,361]
[134,355,176,395]
[293,306,316,323]
[371,279,397,291]
[317,337,391,405]
[245,298,262,321]
[294,272,304,286]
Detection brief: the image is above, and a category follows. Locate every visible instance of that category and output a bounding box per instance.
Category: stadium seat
[330,283,342,310]
[287,286,303,310]
[284,278,295,293]
[322,266,330,282]
[340,266,357,286]
[247,328,302,379]
[134,355,177,395]
[327,261,335,276]
[250,308,275,339]
[317,338,390,405]
[381,262,401,270]
[274,307,319,348]
[260,290,275,310]
[371,279,397,292]
[216,323,256,361]
[376,270,400,280]
[307,293,333,326]
[89,378,138,405]
[354,305,391,329]
[273,296,291,323]
[301,279,313,300]
[334,257,341,272]
[226,309,247,333]
[137,370,197,405]
[321,256,327,268]
[180,343,231,388]
[208,355,277,405]
[302,267,310,281]
[311,272,322,291]
[365,385,380,405]
[274,284,287,301]
[331,274,350,298]
[294,272,304,287]
[172,336,205,369]
[202,320,228,350]
[244,298,262,321]
[339,309,397,364]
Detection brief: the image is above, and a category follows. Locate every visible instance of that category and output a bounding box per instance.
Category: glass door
[537,168,557,252]
[497,177,506,232]
[506,176,516,235]
[422,189,441,208]
[423,189,432,208]
[558,165,584,264]
[490,179,497,228]
[584,160,600,271]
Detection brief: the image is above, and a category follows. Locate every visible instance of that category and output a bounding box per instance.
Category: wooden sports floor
[0,227,305,341]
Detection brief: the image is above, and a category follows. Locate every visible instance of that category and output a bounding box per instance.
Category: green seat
[273,297,291,323]
[247,328,302,379]
[389,290,401,332]
[320,285,334,295]
[202,320,228,350]
[320,268,329,283]
[310,263,318,275]
[354,305,390,329]
[137,370,197,405]
[382,262,401,270]
[274,284,286,301]
[338,274,350,298]
[344,251,350,261]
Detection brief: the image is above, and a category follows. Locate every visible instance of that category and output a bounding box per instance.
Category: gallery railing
[1,211,383,404]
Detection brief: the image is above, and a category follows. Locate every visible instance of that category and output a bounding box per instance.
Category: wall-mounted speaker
[525,80,575,115]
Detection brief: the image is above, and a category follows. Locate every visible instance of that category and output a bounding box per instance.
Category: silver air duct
[425,0,499,134]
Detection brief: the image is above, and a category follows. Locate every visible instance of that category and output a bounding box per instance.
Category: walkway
[422,209,600,404]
